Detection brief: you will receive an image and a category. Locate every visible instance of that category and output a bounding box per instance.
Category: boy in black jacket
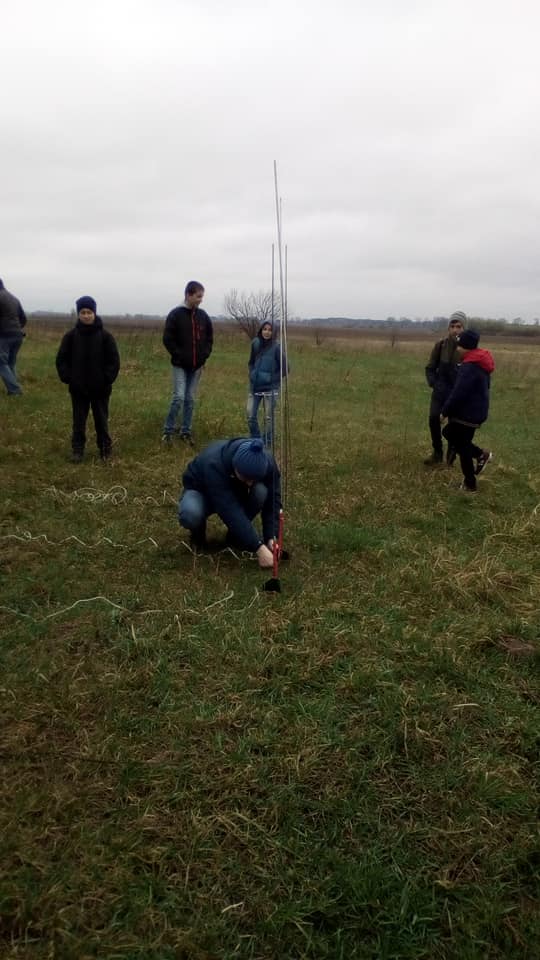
[56,296,120,462]
[162,280,213,444]
[441,329,495,492]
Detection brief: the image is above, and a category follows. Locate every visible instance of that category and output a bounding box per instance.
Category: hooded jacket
[163,305,213,371]
[56,317,120,395]
[0,281,27,337]
[442,349,495,426]
[182,437,281,551]
[248,325,287,394]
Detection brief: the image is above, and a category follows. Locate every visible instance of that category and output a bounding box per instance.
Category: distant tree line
[28,309,540,338]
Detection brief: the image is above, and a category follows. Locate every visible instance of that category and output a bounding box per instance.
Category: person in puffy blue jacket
[246,322,287,447]
[178,437,280,567]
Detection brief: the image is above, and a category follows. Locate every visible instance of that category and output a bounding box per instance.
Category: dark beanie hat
[458,329,480,350]
[76,295,97,314]
[449,310,466,325]
[232,438,269,481]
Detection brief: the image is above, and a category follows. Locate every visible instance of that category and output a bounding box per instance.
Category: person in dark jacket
[246,321,287,447]
[424,311,466,465]
[178,437,280,568]
[162,280,213,444]
[441,329,495,492]
[56,296,120,462]
[0,278,27,396]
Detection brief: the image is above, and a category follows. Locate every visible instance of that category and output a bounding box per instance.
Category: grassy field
[1,324,539,959]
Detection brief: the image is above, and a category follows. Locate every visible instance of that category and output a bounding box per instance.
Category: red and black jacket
[162,305,213,371]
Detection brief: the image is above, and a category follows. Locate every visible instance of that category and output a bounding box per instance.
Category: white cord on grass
[45,485,176,506]
[0,589,244,622]
[0,597,162,621]
[203,590,234,611]
[1,530,159,549]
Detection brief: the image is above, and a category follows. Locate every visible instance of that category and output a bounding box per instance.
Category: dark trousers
[428,393,446,454]
[70,388,112,455]
[442,421,482,490]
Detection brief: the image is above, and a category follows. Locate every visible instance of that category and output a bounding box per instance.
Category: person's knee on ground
[178,490,206,532]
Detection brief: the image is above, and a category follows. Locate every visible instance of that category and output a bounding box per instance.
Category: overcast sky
[2,0,540,320]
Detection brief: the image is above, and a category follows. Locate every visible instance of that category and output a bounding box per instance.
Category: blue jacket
[441,349,495,426]
[182,438,281,551]
[248,335,287,394]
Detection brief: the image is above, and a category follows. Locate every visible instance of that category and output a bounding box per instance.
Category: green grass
[1,324,539,959]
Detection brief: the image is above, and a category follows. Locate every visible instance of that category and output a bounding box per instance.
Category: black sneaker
[424,451,443,466]
[459,482,477,493]
[475,450,492,476]
[189,525,207,550]
[161,433,173,445]
[224,531,244,550]
[179,433,195,447]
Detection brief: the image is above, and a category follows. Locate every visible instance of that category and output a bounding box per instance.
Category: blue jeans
[163,366,202,436]
[178,483,268,536]
[0,335,23,395]
[246,390,279,447]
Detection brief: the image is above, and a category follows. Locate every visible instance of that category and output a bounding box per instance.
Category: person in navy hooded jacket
[178,437,280,567]
[246,321,287,447]
[441,329,494,492]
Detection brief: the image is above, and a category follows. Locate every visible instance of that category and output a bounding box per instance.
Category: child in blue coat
[246,322,286,447]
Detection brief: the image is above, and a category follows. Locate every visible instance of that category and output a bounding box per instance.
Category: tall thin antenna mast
[273,160,291,504]
[271,243,275,325]
[273,161,286,332]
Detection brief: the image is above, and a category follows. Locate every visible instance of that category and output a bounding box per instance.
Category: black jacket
[0,283,27,336]
[425,335,460,401]
[163,305,213,371]
[56,317,120,395]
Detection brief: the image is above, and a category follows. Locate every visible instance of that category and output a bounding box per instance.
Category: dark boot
[224,531,244,550]
[190,525,207,550]
[424,450,443,466]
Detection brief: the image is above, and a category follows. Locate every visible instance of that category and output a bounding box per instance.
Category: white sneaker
[475,450,493,476]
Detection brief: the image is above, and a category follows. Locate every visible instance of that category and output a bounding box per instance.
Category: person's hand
[440,414,447,423]
[256,544,274,569]
[267,538,282,559]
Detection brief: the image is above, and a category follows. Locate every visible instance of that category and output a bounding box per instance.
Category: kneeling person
[178,438,279,568]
